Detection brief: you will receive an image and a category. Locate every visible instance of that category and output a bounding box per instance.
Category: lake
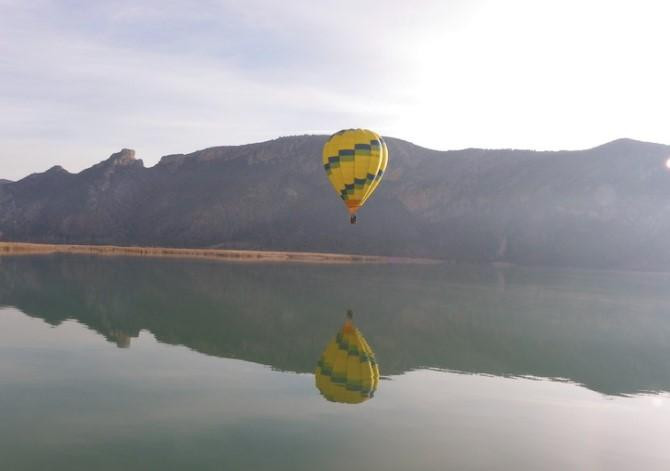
[1,254,669,470]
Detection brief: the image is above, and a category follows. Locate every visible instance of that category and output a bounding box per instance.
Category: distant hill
[1,136,670,270]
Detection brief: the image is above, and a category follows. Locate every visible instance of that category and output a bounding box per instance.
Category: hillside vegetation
[1,136,670,270]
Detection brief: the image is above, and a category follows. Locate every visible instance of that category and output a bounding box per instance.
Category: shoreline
[0,242,435,265]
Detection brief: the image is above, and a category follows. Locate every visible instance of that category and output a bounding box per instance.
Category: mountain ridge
[18,136,662,180]
[2,135,670,270]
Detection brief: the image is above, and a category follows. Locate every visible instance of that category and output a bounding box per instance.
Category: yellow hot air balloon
[315,310,380,404]
[322,129,389,224]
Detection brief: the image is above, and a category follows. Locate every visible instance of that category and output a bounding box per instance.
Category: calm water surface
[1,255,669,470]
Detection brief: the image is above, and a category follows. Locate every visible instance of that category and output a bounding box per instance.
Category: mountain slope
[2,136,670,270]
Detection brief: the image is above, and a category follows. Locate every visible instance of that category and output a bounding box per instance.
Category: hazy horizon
[3,134,668,181]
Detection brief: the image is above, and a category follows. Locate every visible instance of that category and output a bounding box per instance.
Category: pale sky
[1,0,669,180]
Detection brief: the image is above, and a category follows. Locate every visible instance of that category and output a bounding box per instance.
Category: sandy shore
[0,242,433,264]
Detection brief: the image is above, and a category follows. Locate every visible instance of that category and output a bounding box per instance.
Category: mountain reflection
[1,254,670,396]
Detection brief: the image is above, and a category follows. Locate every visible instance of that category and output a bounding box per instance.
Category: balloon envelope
[322,129,389,217]
[315,316,380,404]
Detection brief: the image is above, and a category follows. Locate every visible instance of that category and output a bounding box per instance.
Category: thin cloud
[0,0,668,179]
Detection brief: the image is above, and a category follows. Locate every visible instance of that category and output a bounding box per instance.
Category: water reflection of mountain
[1,254,670,396]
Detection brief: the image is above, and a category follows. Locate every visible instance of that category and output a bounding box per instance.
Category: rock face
[1,136,670,270]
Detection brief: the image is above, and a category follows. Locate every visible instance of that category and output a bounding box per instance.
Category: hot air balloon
[315,310,380,404]
[322,129,389,224]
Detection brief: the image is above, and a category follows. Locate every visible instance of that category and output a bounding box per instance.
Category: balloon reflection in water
[315,310,379,404]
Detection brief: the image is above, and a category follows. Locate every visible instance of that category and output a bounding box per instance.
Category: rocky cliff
[2,136,670,270]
